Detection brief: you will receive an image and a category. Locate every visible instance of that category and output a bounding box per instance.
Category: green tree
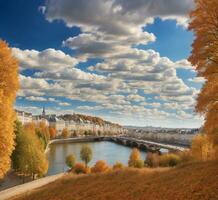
[11,120,24,171]
[12,125,48,181]
[66,154,76,168]
[80,145,92,167]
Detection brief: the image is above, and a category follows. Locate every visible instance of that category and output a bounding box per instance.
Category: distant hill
[12,161,218,200]
[59,114,122,128]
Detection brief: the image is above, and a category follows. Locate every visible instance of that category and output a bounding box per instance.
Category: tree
[91,160,110,173]
[49,127,56,139]
[0,40,19,178]
[12,125,48,181]
[36,122,50,149]
[189,0,218,148]
[11,120,24,171]
[66,154,76,168]
[191,134,214,161]
[62,128,69,139]
[80,145,92,167]
[128,148,141,167]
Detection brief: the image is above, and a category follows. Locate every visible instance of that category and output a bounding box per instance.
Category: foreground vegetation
[11,160,218,200]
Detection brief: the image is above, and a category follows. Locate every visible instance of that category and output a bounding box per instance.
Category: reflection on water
[46,141,147,175]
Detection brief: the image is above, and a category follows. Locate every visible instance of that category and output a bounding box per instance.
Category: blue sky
[0,0,204,128]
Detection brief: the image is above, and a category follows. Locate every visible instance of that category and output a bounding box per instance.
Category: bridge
[107,136,188,152]
[50,136,188,152]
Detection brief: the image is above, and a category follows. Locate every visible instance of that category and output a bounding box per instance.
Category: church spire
[42,106,46,117]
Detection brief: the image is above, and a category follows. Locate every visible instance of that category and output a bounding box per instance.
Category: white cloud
[12,48,78,71]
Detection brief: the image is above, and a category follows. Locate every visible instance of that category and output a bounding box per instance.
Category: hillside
[59,114,122,127]
[12,161,218,200]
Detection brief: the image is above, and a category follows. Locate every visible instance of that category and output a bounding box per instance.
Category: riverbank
[0,173,64,200]
[10,160,218,200]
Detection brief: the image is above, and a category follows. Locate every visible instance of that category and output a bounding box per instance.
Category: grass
[12,161,218,200]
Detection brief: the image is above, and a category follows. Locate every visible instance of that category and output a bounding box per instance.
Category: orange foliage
[62,128,69,139]
[74,163,89,174]
[128,148,140,167]
[91,160,110,173]
[189,0,218,147]
[0,40,19,178]
[49,127,56,139]
[191,134,215,161]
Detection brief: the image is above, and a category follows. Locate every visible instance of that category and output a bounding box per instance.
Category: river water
[46,141,147,175]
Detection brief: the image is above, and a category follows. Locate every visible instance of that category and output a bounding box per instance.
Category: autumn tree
[80,145,92,167]
[49,127,56,139]
[192,134,214,161]
[62,128,69,139]
[36,122,50,149]
[91,160,110,173]
[189,0,218,151]
[0,40,19,178]
[66,154,76,168]
[128,148,143,168]
[12,124,48,180]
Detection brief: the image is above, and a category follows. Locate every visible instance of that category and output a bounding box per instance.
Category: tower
[42,106,46,117]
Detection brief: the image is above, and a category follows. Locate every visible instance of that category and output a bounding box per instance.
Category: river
[46,141,147,175]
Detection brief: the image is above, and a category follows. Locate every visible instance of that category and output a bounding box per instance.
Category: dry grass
[12,161,218,200]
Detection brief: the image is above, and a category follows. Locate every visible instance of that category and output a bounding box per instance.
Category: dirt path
[0,173,64,200]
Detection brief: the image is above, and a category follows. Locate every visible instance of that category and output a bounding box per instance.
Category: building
[15,110,33,125]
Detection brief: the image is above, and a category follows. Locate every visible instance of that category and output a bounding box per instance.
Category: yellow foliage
[62,128,69,139]
[189,0,218,148]
[191,134,215,161]
[91,160,110,173]
[0,40,19,178]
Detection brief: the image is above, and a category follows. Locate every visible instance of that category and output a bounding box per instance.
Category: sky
[0,0,205,128]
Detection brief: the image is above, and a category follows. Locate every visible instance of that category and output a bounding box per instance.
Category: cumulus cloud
[12,48,78,71]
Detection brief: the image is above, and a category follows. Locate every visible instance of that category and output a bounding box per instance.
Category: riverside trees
[0,40,19,179]
[189,0,218,157]
[80,145,93,167]
[12,121,48,180]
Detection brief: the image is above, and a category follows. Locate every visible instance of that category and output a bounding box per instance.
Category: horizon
[0,0,203,128]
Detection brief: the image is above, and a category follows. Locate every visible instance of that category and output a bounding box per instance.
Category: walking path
[0,173,64,200]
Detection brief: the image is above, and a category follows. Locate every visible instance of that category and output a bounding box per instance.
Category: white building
[16,110,33,125]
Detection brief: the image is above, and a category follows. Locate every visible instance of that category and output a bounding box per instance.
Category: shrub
[65,154,76,168]
[74,163,87,174]
[177,150,194,163]
[91,160,110,173]
[145,153,160,168]
[159,153,181,167]
[113,162,124,170]
[62,128,69,139]
[134,160,144,168]
[128,148,140,167]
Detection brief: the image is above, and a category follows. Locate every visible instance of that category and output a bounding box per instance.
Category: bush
[128,148,140,167]
[159,153,181,167]
[91,160,110,173]
[62,128,69,139]
[113,162,124,170]
[134,160,144,168]
[145,153,160,168]
[65,154,76,168]
[177,150,194,163]
[74,163,88,174]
